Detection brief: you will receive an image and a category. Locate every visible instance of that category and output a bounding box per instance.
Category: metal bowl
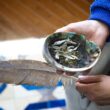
[43,32,101,72]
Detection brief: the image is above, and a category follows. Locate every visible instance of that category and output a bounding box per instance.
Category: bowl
[43,32,101,72]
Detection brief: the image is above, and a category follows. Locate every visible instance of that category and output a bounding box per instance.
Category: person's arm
[56,0,110,106]
[89,0,110,28]
[56,0,110,46]
[75,0,110,105]
[89,0,110,42]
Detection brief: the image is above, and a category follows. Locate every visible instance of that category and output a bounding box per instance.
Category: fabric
[89,0,110,28]
[0,38,66,110]
[0,84,66,110]
[89,0,110,42]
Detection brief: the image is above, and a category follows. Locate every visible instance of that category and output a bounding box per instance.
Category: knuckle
[67,23,74,27]
[75,82,79,89]
[67,23,75,30]
[90,96,96,101]
[96,102,104,106]
[87,93,97,101]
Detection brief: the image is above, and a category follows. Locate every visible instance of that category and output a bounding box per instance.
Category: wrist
[90,20,109,47]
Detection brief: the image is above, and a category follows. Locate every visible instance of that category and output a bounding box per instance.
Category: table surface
[0,0,91,40]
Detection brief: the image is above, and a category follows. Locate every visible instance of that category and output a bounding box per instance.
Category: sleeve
[89,0,110,42]
[89,0,110,27]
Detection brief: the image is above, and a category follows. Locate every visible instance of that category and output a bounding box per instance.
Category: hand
[75,75,110,105]
[56,20,109,48]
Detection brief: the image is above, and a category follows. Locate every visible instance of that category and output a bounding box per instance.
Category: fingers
[77,75,102,84]
[55,20,109,48]
[95,99,110,106]
[55,25,71,33]
[75,81,91,93]
[55,22,81,33]
[76,81,110,106]
[87,93,110,106]
[56,21,91,36]
[75,75,101,100]
[76,75,110,106]
[75,82,98,102]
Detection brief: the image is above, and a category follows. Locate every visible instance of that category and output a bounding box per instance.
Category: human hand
[75,75,110,105]
[56,20,109,48]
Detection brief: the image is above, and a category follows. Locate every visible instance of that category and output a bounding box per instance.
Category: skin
[76,75,110,106]
[56,20,109,48]
[56,20,110,105]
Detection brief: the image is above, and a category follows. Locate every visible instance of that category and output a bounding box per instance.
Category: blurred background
[0,0,92,110]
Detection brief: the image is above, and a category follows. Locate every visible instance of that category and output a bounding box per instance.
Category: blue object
[89,0,110,42]
[89,0,110,27]
[22,84,46,90]
[0,108,3,110]
[0,84,7,94]
[25,99,66,110]
[22,81,63,91]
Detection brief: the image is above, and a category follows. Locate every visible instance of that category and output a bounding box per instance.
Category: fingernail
[78,75,86,80]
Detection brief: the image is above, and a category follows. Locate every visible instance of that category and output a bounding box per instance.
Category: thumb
[78,75,102,84]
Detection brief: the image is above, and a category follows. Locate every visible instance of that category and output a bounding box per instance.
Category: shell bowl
[43,32,101,72]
